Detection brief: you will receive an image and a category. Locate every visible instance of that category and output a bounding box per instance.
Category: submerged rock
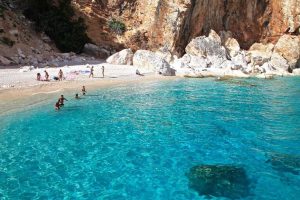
[186,165,251,199]
[267,153,300,175]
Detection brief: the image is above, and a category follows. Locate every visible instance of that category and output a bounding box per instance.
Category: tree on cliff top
[24,0,89,53]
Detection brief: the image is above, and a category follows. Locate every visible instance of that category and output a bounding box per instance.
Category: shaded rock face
[267,153,300,175]
[73,0,300,55]
[186,165,251,199]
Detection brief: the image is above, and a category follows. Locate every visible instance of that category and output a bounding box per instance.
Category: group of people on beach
[55,86,87,110]
[36,66,105,81]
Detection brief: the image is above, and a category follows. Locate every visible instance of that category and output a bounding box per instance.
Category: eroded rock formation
[72,0,300,55]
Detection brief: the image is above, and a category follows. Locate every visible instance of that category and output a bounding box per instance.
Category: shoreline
[0,62,157,116]
[1,61,299,117]
[0,72,177,117]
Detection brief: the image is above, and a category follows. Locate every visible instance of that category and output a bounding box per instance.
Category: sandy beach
[0,62,174,116]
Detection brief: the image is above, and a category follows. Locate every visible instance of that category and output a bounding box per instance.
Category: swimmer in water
[58,95,68,106]
[82,86,86,95]
[75,93,80,99]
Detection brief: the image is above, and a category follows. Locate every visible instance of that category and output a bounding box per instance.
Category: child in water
[55,101,60,110]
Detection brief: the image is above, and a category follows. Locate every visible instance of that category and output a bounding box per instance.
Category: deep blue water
[0,78,300,200]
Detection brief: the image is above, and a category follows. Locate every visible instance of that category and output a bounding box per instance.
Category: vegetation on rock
[23,0,89,53]
[108,19,126,35]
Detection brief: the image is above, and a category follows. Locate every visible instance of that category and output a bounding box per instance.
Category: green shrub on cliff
[24,0,89,53]
[108,19,126,35]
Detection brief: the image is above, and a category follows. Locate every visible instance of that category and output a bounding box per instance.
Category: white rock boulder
[133,50,175,76]
[106,49,134,65]
[185,35,227,59]
[274,35,300,68]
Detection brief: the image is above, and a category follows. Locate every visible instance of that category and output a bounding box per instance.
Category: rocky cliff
[73,0,300,55]
[1,0,300,66]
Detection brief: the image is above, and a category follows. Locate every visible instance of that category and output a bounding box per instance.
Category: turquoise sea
[0,78,300,199]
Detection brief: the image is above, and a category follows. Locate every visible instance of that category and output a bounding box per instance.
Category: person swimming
[82,86,86,95]
[58,95,68,106]
[75,93,80,99]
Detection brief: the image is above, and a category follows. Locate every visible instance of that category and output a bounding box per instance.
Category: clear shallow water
[0,78,300,200]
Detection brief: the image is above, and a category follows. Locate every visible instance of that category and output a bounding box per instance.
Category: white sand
[0,62,175,116]
[0,62,153,89]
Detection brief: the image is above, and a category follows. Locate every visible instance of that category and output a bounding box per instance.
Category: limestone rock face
[274,35,300,68]
[133,50,174,76]
[72,0,300,55]
[185,36,227,59]
[106,49,133,65]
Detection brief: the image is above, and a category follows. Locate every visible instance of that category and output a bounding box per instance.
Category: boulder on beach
[106,49,134,65]
[0,55,12,66]
[133,50,175,76]
[185,33,227,59]
[274,35,300,68]
[269,53,290,72]
[225,37,240,58]
[83,43,110,58]
[186,165,251,199]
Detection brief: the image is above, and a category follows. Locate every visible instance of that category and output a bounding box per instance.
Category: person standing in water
[58,69,64,81]
[89,66,94,78]
[102,66,105,78]
[58,95,68,106]
[82,86,86,95]
[44,70,49,81]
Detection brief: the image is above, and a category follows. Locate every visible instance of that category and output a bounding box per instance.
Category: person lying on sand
[58,95,68,106]
[36,73,41,81]
[82,86,86,95]
[44,70,49,81]
[55,101,60,110]
[136,69,144,76]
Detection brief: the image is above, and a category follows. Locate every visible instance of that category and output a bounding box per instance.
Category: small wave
[31,89,63,96]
